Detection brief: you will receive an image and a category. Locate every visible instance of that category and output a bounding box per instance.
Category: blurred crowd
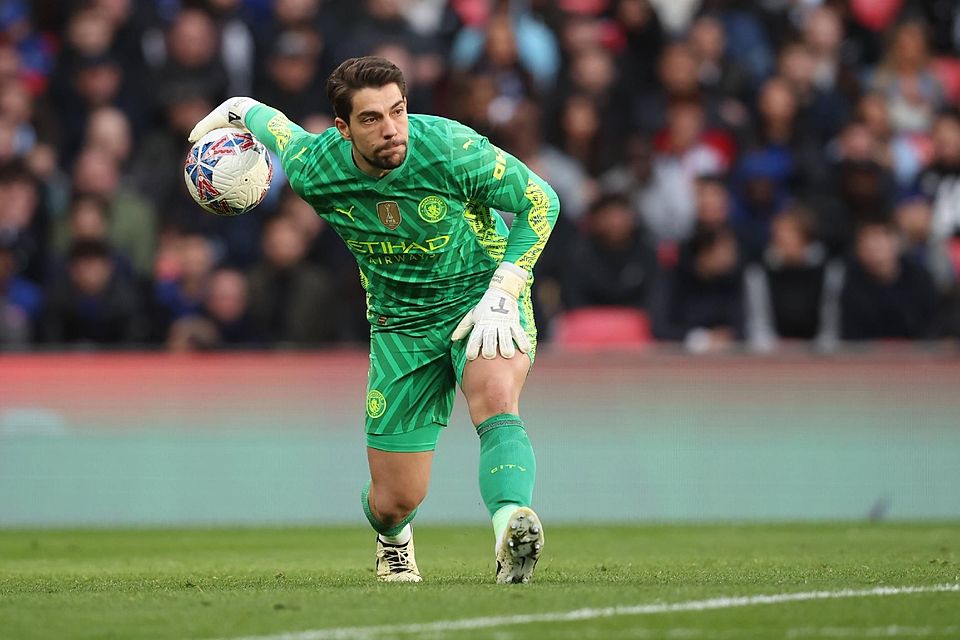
[1,0,960,352]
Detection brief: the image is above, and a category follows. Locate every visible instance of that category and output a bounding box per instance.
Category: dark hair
[326,56,406,122]
[855,218,897,237]
[68,238,111,262]
[688,225,735,258]
[69,192,111,218]
[587,192,631,216]
[776,204,817,242]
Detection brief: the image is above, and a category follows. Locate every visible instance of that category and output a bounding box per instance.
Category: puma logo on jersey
[462,139,475,150]
[333,205,356,221]
[291,146,309,163]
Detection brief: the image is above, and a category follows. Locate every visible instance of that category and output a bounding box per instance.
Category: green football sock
[360,480,417,537]
[476,413,536,521]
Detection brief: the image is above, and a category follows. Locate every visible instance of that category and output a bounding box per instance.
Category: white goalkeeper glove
[187,97,261,143]
[451,262,531,360]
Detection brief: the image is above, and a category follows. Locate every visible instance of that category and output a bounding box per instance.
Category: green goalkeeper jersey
[244,106,560,332]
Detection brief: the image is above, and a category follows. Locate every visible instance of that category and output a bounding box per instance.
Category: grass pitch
[1,523,958,640]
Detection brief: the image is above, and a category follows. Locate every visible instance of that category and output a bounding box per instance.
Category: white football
[184,127,273,216]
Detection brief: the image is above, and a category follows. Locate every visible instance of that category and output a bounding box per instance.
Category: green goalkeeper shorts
[364,289,536,453]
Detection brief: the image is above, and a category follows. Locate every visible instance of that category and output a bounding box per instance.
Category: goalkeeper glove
[187,97,261,143]
[451,262,531,360]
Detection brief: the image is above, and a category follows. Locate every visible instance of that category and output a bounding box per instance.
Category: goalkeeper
[189,56,560,584]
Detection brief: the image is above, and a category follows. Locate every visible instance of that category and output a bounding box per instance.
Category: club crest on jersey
[366,390,387,418]
[377,201,402,229]
[418,195,448,223]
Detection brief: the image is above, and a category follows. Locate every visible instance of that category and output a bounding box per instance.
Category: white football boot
[495,507,544,584]
[376,534,422,583]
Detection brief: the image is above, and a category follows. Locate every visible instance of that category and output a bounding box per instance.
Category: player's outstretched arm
[188,98,312,192]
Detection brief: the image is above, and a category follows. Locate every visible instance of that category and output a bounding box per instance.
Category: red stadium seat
[552,307,653,349]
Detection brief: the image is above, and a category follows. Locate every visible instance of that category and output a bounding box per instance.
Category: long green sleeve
[447,121,561,273]
[243,103,313,194]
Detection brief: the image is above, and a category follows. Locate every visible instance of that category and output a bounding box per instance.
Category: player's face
[336,83,408,176]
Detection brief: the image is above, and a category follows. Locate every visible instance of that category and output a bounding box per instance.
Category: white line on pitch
[218,583,960,640]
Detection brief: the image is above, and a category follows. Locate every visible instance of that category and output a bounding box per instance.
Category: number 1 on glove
[451,262,531,360]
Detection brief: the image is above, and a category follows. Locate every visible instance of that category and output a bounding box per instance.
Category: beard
[362,141,407,170]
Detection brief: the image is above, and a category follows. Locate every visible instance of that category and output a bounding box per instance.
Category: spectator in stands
[247,215,339,345]
[693,174,731,234]
[71,146,155,276]
[274,188,364,341]
[776,39,853,147]
[650,225,744,352]
[451,0,559,94]
[609,0,664,91]
[43,238,145,344]
[741,76,823,191]
[688,13,750,130]
[206,0,256,97]
[806,121,897,255]
[633,41,706,133]
[453,9,537,111]
[857,92,927,189]
[563,193,657,310]
[744,206,843,352]
[0,79,38,156]
[730,146,794,263]
[0,235,41,345]
[600,132,653,227]
[554,92,614,177]
[641,99,728,243]
[869,20,944,134]
[893,193,955,293]
[840,220,937,340]
[202,266,258,346]
[495,99,594,221]
[801,5,860,118]
[917,109,960,241]
[154,8,229,104]
[52,193,133,279]
[0,160,47,283]
[83,106,131,167]
[152,231,216,341]
[255,28,327,123]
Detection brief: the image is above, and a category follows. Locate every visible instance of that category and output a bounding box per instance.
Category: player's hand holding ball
[184,98,272,216]
[187,97,260,143]
[452,262,531,360]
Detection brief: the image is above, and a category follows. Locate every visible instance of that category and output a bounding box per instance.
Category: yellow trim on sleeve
[514,179,552,272]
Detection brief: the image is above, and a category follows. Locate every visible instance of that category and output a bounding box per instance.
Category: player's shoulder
[301,126,343,152]
[409,114,484,144]
[289,127,347,172]
[409,115,491,169]
[283,127,351,199]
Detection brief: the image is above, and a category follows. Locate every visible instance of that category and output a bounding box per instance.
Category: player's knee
[374,488,425,525]
[469,378,520,420]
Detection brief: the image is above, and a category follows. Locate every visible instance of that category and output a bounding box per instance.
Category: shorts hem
[365,423,445,453]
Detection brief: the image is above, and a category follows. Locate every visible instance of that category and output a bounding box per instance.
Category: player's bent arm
[448,123,560,274]
[500,171,560,274]
[448,122,560,358]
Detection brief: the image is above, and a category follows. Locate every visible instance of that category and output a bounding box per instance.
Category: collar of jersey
[340,133,412,188]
